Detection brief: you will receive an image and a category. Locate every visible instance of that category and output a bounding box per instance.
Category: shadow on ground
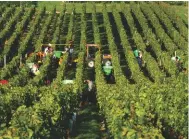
[71,104,108,139]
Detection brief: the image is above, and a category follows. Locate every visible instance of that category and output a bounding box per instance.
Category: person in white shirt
[69,47,73,54]
[72,112,76,123]
[85,80,93,92]
[44,47,49,56]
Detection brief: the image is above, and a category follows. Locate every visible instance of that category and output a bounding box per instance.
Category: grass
[72,104,108,139]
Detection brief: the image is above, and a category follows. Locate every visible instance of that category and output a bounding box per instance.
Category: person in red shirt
[0,80,8,85]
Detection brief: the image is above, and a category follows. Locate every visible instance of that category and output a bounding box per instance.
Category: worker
[31,64,40,76]
[69,47,74,56]
[67,40,74,54]
[65,46,69,53]
[133,47,141,65]
[133,47,143,68]
[59,56,64,65]
[171,56,183,71]
[133,47,139,58]
[103,60,113,82]
[138,50,143,68]
[72,112,77,131]
[0,80,8,85]
[49,47,53,54]
[69,49,74,66]
[133,47,139,57]
[72,112,76,123]
[100,120,106,131]
[84,80,94,104]
[44,47,49,56]
[84,80,93,92]
[80,80,92,107]
[139,50,142,58]
[69,40,73,48]
[37,52,44,63]
[176,56,181,62]
[68,45,74,66]
[32,64,38,72]
[72,58,78,68]
[171,56,181,62]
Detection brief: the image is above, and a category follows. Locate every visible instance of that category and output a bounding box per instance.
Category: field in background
[37,1,188,19]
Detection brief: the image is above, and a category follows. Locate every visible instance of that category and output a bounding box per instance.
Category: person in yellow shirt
[37,51,44,63]
[59,56,63,65]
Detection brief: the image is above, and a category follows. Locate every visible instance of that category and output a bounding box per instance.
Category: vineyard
[0,2,188,139]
